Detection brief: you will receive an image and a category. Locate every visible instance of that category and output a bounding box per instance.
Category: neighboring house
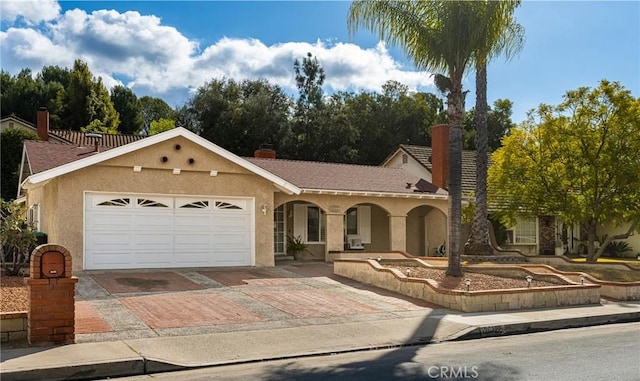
[5,109,144,199]
[2,109,143,146]
[19,126,451,271]
[382,124,552,256]
[382,125,639,257]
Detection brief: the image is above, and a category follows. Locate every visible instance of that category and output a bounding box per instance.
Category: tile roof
[23,134,443,196]
[246,157,442,195]
[49,130,144,147]
[399,144,478,195]
[24,141,114,174]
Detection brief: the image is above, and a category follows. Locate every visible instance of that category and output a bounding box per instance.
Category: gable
[22,127,300,195]
[382,150,433,181]
[102,136,253,175]
[382,145,478,195]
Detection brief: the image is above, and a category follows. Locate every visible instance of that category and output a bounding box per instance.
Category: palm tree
[349,1,483,276]
[465,1,525,256]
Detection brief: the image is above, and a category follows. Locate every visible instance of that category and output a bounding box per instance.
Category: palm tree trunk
[465,63,494,256]
[446,71,465,277]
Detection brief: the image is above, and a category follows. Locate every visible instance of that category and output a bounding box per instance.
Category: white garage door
[84,193,254,270]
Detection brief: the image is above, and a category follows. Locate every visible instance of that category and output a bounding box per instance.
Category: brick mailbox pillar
[25,244,78,346]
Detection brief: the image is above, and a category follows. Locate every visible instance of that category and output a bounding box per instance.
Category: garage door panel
[174,215,212,230]
[212,215,250,229]
[85,193,253,270]
[174,233,211,246]
[86,213,133,231]
[133,251,173,264]
[133,214,173,227]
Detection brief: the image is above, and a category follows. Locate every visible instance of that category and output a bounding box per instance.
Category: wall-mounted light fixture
[464,278,471,292]
[526,275,533,288]
[580,274,585,285]
[261,204,269,215]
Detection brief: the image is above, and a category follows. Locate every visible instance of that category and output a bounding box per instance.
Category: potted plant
[286,235,308,261]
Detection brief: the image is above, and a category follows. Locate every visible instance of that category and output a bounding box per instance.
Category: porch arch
[406,205,447,257]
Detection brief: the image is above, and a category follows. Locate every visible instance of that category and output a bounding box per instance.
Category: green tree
[57,59,119,131]
[462,99,516,151]
[111,85,144,134]
[289,52,326,161]
[0,129,38,201]
[181,78,292,156]
[140,96,176,135]
[466,0,525,256]
[149,118,176,135]
[349,0,483,276]
[488,80,640,263]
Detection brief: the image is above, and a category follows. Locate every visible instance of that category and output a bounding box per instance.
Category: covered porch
[273,193,448,261]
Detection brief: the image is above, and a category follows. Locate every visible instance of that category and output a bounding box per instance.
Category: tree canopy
[489,80,640,262]
[1,128,38,200]
[111,85,144,134]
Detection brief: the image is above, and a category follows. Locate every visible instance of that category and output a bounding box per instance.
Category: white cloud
[1,0,60,24]
[1,4,435,105]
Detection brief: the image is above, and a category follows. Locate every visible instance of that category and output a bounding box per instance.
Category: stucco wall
[598,222,640,257]
[28,137,276,270]
[274,192,448,259]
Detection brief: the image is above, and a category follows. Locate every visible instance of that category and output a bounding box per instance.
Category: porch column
[389,214,407,252]
[325,212,345,262]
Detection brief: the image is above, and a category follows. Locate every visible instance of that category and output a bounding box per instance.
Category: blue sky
[1,1,638,124]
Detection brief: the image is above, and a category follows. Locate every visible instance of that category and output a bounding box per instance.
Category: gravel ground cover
[386,265,564,291]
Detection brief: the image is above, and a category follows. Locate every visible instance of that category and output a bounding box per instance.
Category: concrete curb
[450,311,640,341]
[2,313,639,381]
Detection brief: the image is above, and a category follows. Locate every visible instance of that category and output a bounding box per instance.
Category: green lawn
[554,265,640,282]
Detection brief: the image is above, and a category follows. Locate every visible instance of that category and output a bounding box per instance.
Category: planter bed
[334,258,600,313]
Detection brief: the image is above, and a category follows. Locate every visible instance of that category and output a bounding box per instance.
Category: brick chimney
[430,124,449,190]
[36,107,49,141]
[254,143,276,159]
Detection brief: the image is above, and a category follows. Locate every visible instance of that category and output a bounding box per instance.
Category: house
[19,123,452,271]
[382,124,552,256]
[1,109,143,146]
[4,109,145,200]
[382,126,639,257]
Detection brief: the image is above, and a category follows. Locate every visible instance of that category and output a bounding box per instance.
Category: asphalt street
[110,322,640,381]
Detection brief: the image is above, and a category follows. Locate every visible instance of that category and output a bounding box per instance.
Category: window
[346,208,358,235]
[27,204,40,231]
[344,206,371,244]
[505,217,537,244]
[292,204,327,244]
[97,198,130,207]
[307,206,326,243]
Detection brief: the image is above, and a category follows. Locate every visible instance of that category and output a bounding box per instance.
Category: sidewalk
[2,264,640,381]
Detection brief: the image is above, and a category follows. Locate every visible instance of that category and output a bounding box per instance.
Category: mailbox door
[41,251,65,278]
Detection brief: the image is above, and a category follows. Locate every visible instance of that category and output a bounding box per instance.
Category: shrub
[602,240,633,258]
[1,200,36,276]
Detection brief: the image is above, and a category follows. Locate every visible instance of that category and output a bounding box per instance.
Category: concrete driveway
[74,262,441,343]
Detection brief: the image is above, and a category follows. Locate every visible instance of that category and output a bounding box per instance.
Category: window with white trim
[293,204,326,243]
[346,208,358,235]
[505,217,537,244]
[344,206,372,243]
[27,204,40,231]
[307,206,326,243]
